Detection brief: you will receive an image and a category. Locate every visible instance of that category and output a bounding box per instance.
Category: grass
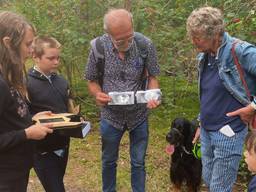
[28,75,249,191]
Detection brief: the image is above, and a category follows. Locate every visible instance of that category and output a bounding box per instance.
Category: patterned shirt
[85,33,160,130]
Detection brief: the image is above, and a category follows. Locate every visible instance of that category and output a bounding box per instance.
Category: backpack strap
[90,37,104,59]
[134,32,148,59]
[134,32,149,90]
[90,37,105,87]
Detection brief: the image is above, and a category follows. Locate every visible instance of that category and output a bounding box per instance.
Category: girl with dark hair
[0,11,53,192]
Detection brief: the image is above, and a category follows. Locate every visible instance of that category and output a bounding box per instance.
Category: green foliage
[223,0,256,43]
[238,155,252,189]
[132,0,256,81]
[3,0,255,86]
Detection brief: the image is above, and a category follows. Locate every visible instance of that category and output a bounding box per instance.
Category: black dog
[166,117,202,192]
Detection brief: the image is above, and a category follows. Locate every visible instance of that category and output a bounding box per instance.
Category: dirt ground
[27,176,246,192]
[26,129,248,192]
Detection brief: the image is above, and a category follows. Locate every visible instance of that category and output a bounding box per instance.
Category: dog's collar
[171,127,201,159]
[182,146,192,155]
[172,128,195,156]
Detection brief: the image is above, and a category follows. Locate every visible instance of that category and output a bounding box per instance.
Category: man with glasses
[85,8,160,192]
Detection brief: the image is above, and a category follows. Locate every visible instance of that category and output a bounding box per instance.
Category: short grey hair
[186,6,225,39]
[103,8,133,33]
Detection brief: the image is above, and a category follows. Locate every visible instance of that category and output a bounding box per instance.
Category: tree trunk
[124,0,132,11]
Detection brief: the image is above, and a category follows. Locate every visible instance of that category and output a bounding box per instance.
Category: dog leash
[181,145,201,160]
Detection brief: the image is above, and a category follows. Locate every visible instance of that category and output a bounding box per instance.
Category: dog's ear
[170,119,176,129]
[183,119,192,135]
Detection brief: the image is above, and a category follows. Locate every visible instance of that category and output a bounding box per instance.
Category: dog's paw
[165,144,174,155]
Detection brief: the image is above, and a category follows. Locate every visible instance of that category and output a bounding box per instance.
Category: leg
[12,172,30,192]
[129,120,149,192]
[200,127,214,188]
[0,170,29,192]
[209,128,247,192]
[33,149,68,192]
[100,119,124,192]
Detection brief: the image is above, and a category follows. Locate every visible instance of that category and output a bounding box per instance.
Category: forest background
[1,0,256,191]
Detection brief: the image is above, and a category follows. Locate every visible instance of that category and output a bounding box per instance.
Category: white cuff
[250,102,256,110]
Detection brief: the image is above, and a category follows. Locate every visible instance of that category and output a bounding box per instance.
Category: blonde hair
[32,36,61,58]
[186,7,224,39]
[0,11,35,97]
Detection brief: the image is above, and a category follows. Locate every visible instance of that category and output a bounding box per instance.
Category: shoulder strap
[134,32,148,59]
[231,40,251,99]
[90,37,105,87]
[90,37,104,59]
[134,32,149,90]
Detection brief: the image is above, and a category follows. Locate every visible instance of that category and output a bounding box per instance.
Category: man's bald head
[103,9,133,35]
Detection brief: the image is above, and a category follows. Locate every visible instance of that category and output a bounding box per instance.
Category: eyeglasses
[110,33,134,47]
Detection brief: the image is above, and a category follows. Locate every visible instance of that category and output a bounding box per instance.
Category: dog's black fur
[166,117,202,192]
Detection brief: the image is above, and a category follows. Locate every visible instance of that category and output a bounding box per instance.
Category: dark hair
[245,130,256,154]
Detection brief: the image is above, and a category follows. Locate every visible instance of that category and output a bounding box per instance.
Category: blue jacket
[198,32,256,106]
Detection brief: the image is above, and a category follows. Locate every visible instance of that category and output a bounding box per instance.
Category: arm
[236,42,256,77]
[226,102,255,124]
[226,42,256,122]
[146,75,161,109]
[147,75,159,89]
[192,127,200,144]
[85,45,111,106]
[145,38,161,109]
[0,83,26,152]
[87,80,111,106]
[0,130,27,152]
[0,123,53,152]
[0,82,53,152]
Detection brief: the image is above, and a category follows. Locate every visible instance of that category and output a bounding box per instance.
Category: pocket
[100,119,114,136]
[132,57,144,69]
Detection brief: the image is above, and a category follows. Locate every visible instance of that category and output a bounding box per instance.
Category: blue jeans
[100,119,149,192]
[200,127,247,192]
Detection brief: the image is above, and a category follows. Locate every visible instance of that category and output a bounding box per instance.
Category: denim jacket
[198,32,256,106]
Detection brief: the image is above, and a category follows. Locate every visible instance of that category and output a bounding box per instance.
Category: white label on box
[82,121,91,138]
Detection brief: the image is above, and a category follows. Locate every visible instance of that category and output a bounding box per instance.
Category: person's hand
[25,124,53,140]
[192,127,200,144]
[226,104,255,124]
[95,92,111,106]
[147,99,161,109]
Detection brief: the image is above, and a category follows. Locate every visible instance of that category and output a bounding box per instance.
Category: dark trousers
[33,149,69,192]
[0,170,29,192]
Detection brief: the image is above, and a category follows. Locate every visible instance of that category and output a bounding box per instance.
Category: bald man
[85,9,160,192]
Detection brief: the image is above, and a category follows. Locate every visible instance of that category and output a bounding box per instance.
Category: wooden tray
[32,113,82,129]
